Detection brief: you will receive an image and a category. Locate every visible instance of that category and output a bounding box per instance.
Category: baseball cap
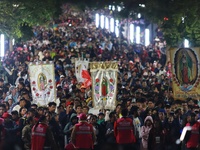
[98,112,105,116]
[11,110,18,116]
[60,75,65,78]
[78,113,87,120]
[2,112,10,119]
[66,101,73,107]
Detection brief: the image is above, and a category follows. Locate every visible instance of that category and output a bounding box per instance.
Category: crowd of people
[0,5,199,150]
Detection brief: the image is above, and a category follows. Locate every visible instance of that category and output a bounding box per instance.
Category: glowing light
[130,24,134,43]
[12,39,15,45]
[115,20,119,37]
[184,39,189,48]
[136,26,140,44]
[100,15,105,29]
[110,18,114,32]
[145,29,150,46]
[105,17,109,30]
[138,13,141,19]
[0,34,4,58]
[117,6,121,12]
[139,4,145,7]
[112,6,115,11]
[95,14,99,28]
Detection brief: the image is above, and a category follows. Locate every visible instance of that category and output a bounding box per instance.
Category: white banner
[28,62,56,106]
[75,59,89,83]
[90,62,118,110]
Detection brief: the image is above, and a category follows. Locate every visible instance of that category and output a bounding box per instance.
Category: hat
[9,86,16,91]
[78,113,87,120]
[11,110,18,115]
[60,75,65,78]
[158,109,165,113]
[98,112,105,116]
[129,61,134,64]
[66,101,73,107]
[2,112,10,119]
[131,106,139,112]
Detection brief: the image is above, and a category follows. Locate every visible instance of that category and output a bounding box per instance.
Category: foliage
[142,0,200,46]
[0,0,61,39]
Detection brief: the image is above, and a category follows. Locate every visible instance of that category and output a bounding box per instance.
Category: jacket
[114,117,136,144]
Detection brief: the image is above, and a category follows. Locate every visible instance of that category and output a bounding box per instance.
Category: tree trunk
[9,38,13,51]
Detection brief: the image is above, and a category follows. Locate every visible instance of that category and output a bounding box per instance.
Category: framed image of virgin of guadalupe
[170,47,200,100]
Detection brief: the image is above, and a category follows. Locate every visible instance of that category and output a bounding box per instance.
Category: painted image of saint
[37,73,47,91]
[101,77,108,97]
[174,48,198,91]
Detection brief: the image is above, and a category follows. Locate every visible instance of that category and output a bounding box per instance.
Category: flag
[75,60,91,87]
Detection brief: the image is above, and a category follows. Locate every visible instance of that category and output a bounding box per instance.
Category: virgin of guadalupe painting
[174,48,198,91]
[37,73,47,91]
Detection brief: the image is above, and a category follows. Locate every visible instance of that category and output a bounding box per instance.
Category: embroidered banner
[90,62,118,110]
[28,61,56,106]
[169,47,200,100]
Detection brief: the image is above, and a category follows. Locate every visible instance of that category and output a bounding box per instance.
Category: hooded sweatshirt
[140,116,153,149]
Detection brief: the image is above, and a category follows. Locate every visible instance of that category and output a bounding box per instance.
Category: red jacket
[74,122,94,149]
[114,117,136,144]
[186,122,200,148]
[31,123,48,150]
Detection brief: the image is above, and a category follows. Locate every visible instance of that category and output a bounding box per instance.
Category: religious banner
[28,61,56,106]
[169,47,200,100]
[75,59,91,88]
[90,62,118,110]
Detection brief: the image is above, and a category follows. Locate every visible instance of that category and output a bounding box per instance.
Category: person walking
[114,108,136,150]
[31,115,57,150]
[140,116,153,150]
[71,113,96,150]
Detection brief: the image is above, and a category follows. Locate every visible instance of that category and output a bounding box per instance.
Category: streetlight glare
[130,24,134,43]
[0,34,5,58]
[95,14,99,28]
[184,39,189,48]
[115,20,119,37]
[105,17,109,30]
[145,29,150,46]
[100,15,105,29]
[136,26,140,44]
[110,18,114,32]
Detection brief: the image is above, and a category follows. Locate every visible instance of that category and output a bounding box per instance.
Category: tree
[0,0,62,45]
[142,0,200,46]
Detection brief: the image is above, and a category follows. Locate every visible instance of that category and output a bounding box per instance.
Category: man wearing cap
[71,113,95,150]
[5,86,18,103]
[57,75,65,88]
